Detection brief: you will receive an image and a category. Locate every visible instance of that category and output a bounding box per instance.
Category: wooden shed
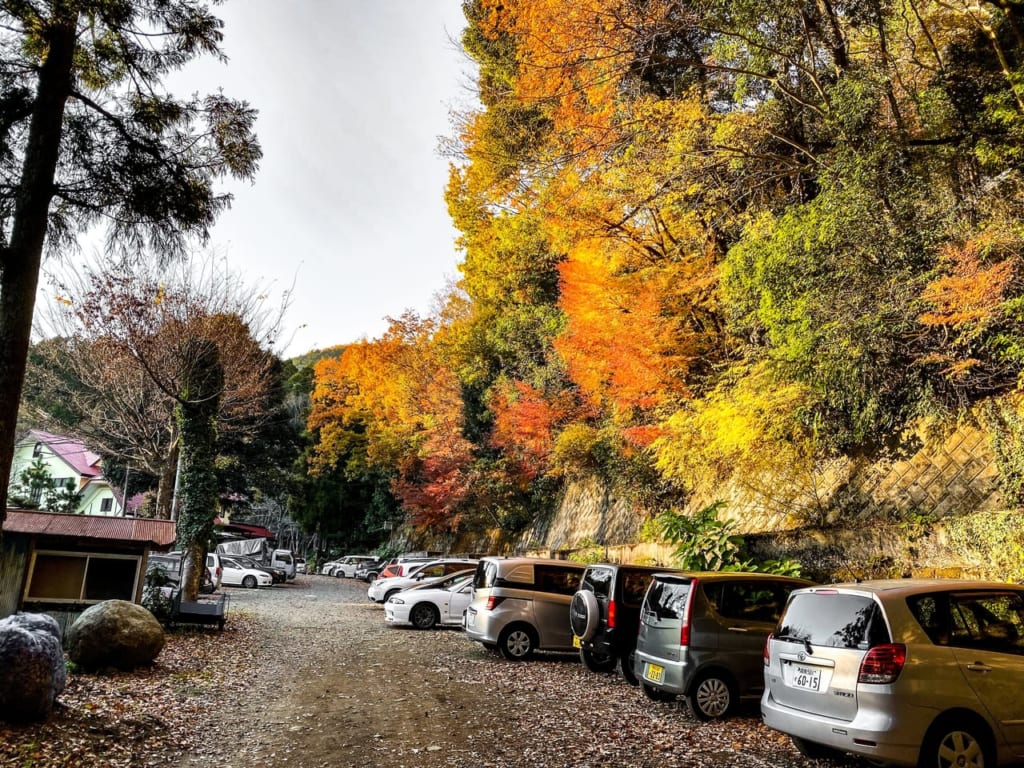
[0,510,176,632]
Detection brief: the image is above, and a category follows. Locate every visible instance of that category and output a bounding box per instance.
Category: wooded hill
[304,0,1024,550]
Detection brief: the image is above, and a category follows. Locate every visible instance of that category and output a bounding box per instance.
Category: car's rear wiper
[775,634,814,655]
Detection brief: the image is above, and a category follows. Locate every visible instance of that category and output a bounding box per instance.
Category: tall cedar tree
[0,2,260,528]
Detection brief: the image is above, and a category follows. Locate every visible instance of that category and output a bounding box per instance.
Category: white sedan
[220,558,273,588]
[385,573,474,629]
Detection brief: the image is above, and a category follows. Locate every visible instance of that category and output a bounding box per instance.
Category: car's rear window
[473,561,497,589]
[644,577,692,620]
[778,593,889,649]
[582,567,613,599]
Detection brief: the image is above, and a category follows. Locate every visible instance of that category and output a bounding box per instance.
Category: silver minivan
[464,557,584,660]
[763,579,1024,767]
[634,571,813,719]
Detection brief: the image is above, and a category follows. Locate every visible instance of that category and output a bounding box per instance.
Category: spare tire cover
[570,590,600,641]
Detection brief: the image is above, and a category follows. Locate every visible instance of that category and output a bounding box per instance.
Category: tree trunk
[175,339,224,600]
[155,439,179,520]
[0,15,78,532]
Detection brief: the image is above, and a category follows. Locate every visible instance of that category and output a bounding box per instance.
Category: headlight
[390,597,405,605]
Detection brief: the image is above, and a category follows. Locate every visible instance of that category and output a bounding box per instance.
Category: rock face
[0,612,67,722]
[66,600,165,671]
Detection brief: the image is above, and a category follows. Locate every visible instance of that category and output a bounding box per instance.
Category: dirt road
[178,575,858,768]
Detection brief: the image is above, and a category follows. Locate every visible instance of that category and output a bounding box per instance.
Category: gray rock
[66,600,165,671]
[0,612,66,722]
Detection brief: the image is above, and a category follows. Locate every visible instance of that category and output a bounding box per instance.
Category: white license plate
[785,662,822,691]
[466,610,476,628]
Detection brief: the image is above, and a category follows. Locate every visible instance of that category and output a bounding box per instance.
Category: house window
[100,498,113,513]
[25,551,140,603]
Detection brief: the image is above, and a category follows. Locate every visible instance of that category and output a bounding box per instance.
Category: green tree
[175,338,223,601]
[0,1,260,530]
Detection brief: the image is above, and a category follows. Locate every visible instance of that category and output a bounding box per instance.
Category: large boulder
[0,612,66,722]
[66,600,164,671]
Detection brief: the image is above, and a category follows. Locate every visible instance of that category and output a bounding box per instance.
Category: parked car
[763,579,1024,767]
[571,562,677,684]
[162,550,222,590]
[295,557,306,574]
[227,554,286,584]
[219,557,273,588]
[464,557,585,660]
[147,554,215,594]
[377,556,435,580]
[355,558,387,582]
[368,558,479,603]
[385,571,475,629]
[332,555,378,578]
[634,571,813,720]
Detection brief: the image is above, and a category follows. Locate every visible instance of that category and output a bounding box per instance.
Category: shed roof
[3,510,176,547]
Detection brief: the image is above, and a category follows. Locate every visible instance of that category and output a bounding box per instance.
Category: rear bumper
[761,689,921,766]
[634,648,689,694]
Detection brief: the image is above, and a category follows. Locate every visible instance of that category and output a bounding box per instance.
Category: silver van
[634,571,813,719]
[763,579,1024,767]
[464,557,585,660]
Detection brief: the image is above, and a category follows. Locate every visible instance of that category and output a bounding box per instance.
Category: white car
[367,559,478,603]
[385,573,474,629]
[332,555,378,578]
[220,558,273,588]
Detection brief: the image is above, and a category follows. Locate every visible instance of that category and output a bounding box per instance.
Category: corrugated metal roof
[3,510,176,547]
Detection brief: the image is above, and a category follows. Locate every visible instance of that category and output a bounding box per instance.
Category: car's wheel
[242,575,257,589]
[569,590,600,642]
[686,670,736,720]
[580,647,617,673]
[498,625,536,661]
[641,682,676,702]
[366,572,378,582]
[790,736,843,760]
[918,716,993,768]
[410,602,440,630]
[619,648,640,685]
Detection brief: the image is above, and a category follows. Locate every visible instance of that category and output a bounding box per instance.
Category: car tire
[641,682,676,702]
[580,647,617,673]
[790,736,843,760]
[242,575,257,589]
[619,648,640,686]
[569,590,600,641]
[384,589,401,603]
[366,572,378,582]
[918,716,993,768]
[498,624,536,661]
[410,603,440,630]
[686,670,735,720]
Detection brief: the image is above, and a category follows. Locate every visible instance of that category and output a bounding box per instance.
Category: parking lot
[180,574,862,768]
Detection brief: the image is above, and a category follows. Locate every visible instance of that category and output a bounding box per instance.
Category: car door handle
[727,626,750,633]
[966,662,993,673]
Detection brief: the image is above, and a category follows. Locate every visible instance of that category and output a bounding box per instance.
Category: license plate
[786,663,822,691]
[645,662,665,684]
[466,610,476,628]
[572,635,581,649]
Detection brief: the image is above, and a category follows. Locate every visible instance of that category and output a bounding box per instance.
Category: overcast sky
[132,1,473,356]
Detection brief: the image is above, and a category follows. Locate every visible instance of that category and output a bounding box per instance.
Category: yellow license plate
[645,662,665,684]
[572,635,581,649]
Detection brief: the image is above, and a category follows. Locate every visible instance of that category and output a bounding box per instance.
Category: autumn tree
[27,254,287,523]
[0,1,260,527]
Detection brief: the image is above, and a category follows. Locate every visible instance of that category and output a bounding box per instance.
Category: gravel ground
[1,575,869,768]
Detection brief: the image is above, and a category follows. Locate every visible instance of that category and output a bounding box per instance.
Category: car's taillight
[858,643,906,684]
[764,633,773,667]
[484,596,505,611]
[608,599,617,629]
[680,578,696,647]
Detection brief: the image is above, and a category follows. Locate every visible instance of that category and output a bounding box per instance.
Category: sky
[130,1,473,357]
